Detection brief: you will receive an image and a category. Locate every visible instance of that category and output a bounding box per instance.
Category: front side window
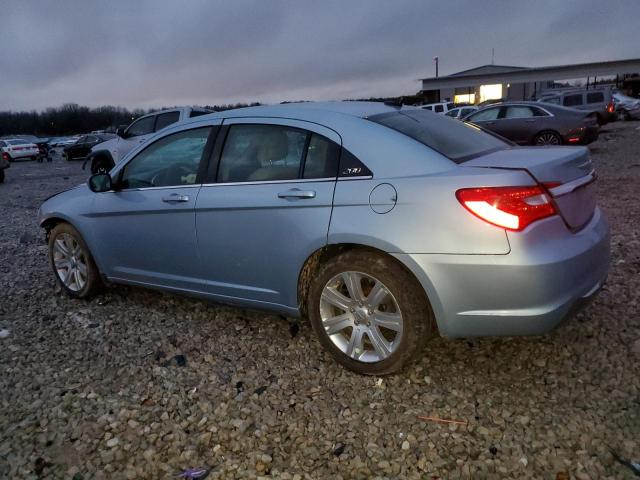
[370,109,507,163]
[563,94,583,107]
[217,125,307,182]
[468,107,500,122]
[434,105,444,113]
[445,110,458,117]
[505,106,535,119]
[126,116,155,137]
[155,111,181,131]
[120,127,211,189]
[586,92,604,104]
[461,108,476,117]
[542,96,560,105]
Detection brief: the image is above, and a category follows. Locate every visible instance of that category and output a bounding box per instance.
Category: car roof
[178,101,406,126]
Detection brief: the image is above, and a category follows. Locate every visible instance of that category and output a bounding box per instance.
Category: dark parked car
[463,102,599,146]
[63,134,115,161]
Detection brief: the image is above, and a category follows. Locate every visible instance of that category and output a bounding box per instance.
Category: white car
[86,106,211,174]
[613,92,640,120]
[0,139,39,161]
[445,106,478,120]
[420,102,456,114]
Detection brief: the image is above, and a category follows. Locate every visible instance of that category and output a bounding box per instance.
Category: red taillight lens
[607,101,615,113]
[456,186,557,231]
[2,152,9,161]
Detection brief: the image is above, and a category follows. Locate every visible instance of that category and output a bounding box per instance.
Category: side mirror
[116,126,127,138]
[88,173,113,192]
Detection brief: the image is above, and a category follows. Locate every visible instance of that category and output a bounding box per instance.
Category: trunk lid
[465,146,596,230]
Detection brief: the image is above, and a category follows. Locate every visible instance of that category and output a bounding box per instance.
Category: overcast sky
[1,0,638,111]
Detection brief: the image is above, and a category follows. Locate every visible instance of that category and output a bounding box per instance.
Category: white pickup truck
[86,106,211,174]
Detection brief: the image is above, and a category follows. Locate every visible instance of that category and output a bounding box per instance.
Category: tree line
[0,102,262,138]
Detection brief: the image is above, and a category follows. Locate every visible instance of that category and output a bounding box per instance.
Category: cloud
[0,0,638,111]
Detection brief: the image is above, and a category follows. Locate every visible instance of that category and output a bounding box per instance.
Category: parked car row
[535,87,616,125]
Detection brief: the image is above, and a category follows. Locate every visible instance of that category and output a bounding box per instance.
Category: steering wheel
[151,164,195,186]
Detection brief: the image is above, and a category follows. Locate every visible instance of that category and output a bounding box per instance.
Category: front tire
[307,250,433,375]
[48,223,102,298]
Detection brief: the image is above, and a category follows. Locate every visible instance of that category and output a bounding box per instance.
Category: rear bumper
[7,150,38,159]
[395,208,610,338]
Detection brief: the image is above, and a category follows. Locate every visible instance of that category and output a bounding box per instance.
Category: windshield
[369,109,508,163]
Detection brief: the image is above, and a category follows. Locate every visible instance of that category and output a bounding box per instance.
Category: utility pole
[491,48,495,65]
[433,56,439,78]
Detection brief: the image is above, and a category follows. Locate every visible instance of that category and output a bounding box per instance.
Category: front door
[90,124,218,292]
[195,118,341,309]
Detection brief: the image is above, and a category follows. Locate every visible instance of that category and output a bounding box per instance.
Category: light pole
[433,56,439,78]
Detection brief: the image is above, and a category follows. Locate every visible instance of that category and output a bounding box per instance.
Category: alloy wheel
[536,132,561,145]
[52,233,88,292]
[319,271,403,363]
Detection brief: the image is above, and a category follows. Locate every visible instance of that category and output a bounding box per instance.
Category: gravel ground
[1,123,639,479]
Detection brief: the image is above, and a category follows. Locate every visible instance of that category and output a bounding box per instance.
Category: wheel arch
[297,243,441,334]
[83,149,115,173]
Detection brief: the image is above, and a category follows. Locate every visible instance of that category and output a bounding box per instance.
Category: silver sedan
[38,102,609,375]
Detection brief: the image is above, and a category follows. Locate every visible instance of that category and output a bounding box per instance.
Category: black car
[63,134,115,161]
[463,102,599,146]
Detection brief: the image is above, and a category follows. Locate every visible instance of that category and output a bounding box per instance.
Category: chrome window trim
[99,184,201,193]
[337,175,374,181]
[549,170,595,197]
[201,177,337,187]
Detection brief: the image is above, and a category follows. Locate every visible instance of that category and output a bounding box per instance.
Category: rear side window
[155,111,180,131]
[369,109,507,163]
[189,110,211,118]
[542,96,560,105]
[303,134,340,179]
[127,116,155,137]
[563,94,583,107]
[505,106,535,119]
[218,125,308,182]
[423,105,433,111]
[461,108,475,117]
[434,105,444,113]
[586,92,604,104]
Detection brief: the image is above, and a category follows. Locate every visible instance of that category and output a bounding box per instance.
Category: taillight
[2,152,9,161]
[607,101,615,113]
[456,186,557,231]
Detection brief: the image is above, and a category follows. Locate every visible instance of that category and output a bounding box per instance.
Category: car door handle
[277,188,316,199]
[525,119,537,123]
[162,193,190,203]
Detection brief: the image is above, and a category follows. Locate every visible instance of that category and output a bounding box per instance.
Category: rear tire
[534,131,562,146]
[48,223,102,299]
[307,250,434,375]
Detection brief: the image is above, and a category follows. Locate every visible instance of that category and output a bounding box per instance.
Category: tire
[48,223,102,299]
[307,249,434,375]
[92,157,114,175]
[534,131,562,146]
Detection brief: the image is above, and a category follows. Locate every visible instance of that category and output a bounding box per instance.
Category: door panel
[89,124,219,291]
[91,186,203,290]
[195,117,341,309]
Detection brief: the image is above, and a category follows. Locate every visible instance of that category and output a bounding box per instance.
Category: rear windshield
[369,109,508,163]
[8,140,29,145]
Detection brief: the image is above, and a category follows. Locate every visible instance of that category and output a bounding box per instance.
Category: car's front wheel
[48,223,102,298]
[307,250,433,375]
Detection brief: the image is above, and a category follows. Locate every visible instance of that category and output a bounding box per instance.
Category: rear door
[500,105,540,144]
[195,118,341,309]
[467,106,507,136]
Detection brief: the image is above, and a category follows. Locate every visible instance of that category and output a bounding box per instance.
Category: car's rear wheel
[307,250,433,375]
[534,131,562,146]
[48,223,102,298]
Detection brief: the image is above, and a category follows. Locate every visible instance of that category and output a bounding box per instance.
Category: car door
[499,106,539,144]
[466,106,505,135]
[89,122,220,291]
[195,118,341,310]
[116,114,158,161]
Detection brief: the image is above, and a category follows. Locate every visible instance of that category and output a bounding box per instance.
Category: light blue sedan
[38,102,610,375]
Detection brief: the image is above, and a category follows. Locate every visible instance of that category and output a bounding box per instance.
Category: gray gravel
[1,122,639,479]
